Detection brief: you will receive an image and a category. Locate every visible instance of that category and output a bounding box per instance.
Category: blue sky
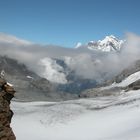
[0,0,140,47]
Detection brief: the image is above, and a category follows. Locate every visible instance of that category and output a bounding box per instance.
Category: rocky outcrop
[0,78,16,140]
[80,87,122,98]
[124,79,140,91]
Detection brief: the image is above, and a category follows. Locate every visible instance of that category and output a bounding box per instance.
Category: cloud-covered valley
[0,32,140,83]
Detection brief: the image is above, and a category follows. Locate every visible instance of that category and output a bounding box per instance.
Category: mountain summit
[76,35,124,52]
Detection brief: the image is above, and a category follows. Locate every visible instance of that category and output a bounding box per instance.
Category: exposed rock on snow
[101,71,140,91]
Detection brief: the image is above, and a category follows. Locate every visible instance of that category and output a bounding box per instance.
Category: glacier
[11,89,140,140]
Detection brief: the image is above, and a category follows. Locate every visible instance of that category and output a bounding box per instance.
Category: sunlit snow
[102,71,140,90]
[11,90,140,140]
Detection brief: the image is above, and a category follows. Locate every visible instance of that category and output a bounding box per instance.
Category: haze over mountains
[0,33,139,79]
[0,32,140,101]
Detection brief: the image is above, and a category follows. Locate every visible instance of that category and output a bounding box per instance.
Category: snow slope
[102,71,140,90]
[116,71,140,87]
[11,90,140,140]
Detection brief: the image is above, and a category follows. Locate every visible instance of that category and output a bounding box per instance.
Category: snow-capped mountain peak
[97,35,124,51]
[99,35,122,46]
[76,35,124,52]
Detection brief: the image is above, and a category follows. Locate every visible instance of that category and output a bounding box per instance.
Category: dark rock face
[81,87,122,98]
[57,79,97,94]
[125,80,140,91]
[0,78,16,140]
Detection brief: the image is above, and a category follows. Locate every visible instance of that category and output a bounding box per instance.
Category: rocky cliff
[0,77,16,140]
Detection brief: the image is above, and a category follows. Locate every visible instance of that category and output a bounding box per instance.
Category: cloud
[0,32,140,82]
[0,33,32,45]
[120,33,140,62]
[64,33,140,81]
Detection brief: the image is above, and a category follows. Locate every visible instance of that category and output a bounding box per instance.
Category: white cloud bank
[0,33,32,45]
[0,32,140,82]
